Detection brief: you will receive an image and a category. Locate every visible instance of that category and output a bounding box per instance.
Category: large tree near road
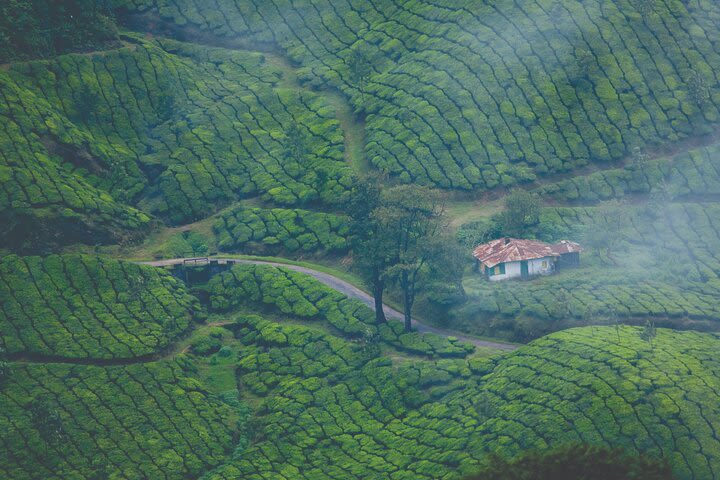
[375,185,446,331]
[346,175,392,324]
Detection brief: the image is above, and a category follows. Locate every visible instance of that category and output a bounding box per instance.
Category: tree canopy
[0,0,119,62]
[465,443,674,480]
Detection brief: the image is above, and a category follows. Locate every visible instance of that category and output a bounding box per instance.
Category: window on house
[541,260,548,269]
[499,263,505,274]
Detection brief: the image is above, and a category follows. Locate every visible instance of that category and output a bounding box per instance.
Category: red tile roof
[473,238,582,268]
[549,240,583,255]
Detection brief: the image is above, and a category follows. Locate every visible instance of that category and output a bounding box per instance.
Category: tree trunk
[373,281,387,324]
[402,270,413,332]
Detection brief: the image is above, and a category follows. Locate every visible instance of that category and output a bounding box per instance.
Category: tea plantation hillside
[196,313,720,479]
[1,35,351,251]
[3,1,720,479]
[0,360,237,479]
[117,0,720,189]
[0,254,199,360]
[1,255,719,479]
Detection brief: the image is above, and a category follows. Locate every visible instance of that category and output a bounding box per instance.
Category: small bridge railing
[182,257,210,266]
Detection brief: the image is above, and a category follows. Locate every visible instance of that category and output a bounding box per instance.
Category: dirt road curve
[137,258,519,352]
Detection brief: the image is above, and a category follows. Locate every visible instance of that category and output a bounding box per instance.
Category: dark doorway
[521,260,529,279]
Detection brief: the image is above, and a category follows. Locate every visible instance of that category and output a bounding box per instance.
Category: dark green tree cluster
[465,443,673,480]
[0,0,119,62]
[348,178,465,330]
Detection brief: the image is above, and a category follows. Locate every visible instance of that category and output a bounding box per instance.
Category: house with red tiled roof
[472,238,582,281]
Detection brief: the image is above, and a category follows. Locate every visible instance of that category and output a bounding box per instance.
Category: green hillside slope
[201,315,720,479]
[0,254,199,359]
[117,0,720,190]
[0,360,236,479]
[1,35,351,250]
[0,257,717,479]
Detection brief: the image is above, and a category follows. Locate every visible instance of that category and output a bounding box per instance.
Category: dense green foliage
[1,35,351,249]
[477,327,720,479]
[0,255,199,359]
[464,443,673,480]
[0,254,717,479]
[0,0,119,62]
[117,0,720,189]
[0,360,236,479]
[3,2,720,479]
[538,141,720,203]
[199,317,719,480]
[214,206,349,254]
[207,263,474,357]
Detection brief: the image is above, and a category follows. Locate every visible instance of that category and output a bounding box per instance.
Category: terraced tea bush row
[537,142,720,203]
[0,66,151,251]
[203,315,720,480]
[204,314,490,479]
[0,359,236,480]
[0,255,199,359]
[476,327,720,480]
[1,35,352,250]
[117,0,720,190]
[207,264,473,357]
[461,268,720,339]
[214,206,349,254]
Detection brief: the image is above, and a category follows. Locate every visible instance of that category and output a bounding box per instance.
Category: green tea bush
[537,142,720,203]
[207,264,473,357]
[0,254,199,359]
[1,35,352,250]
[203,316,720,480]
[214,206,349,254]
[116,0,720,190]
[0,360,235,479]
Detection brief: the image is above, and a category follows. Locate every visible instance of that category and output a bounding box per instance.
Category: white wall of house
[487,257,555,281]
[528,257,555,276]
[488,261,521,281]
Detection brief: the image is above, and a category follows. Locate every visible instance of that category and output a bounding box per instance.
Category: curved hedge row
[0,68,151,251]
[1,35,352,250]
[205,314,493,479]
[214,206,349,254]
[207,263,474,358]
[476,327,720,480]
[201,316,720,480]
[117,0,720,190]
[537,141,720,203]
[0,255,199,359]
[0,360,235,479]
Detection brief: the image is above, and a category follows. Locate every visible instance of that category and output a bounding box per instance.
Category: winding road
[137,257,519,352]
